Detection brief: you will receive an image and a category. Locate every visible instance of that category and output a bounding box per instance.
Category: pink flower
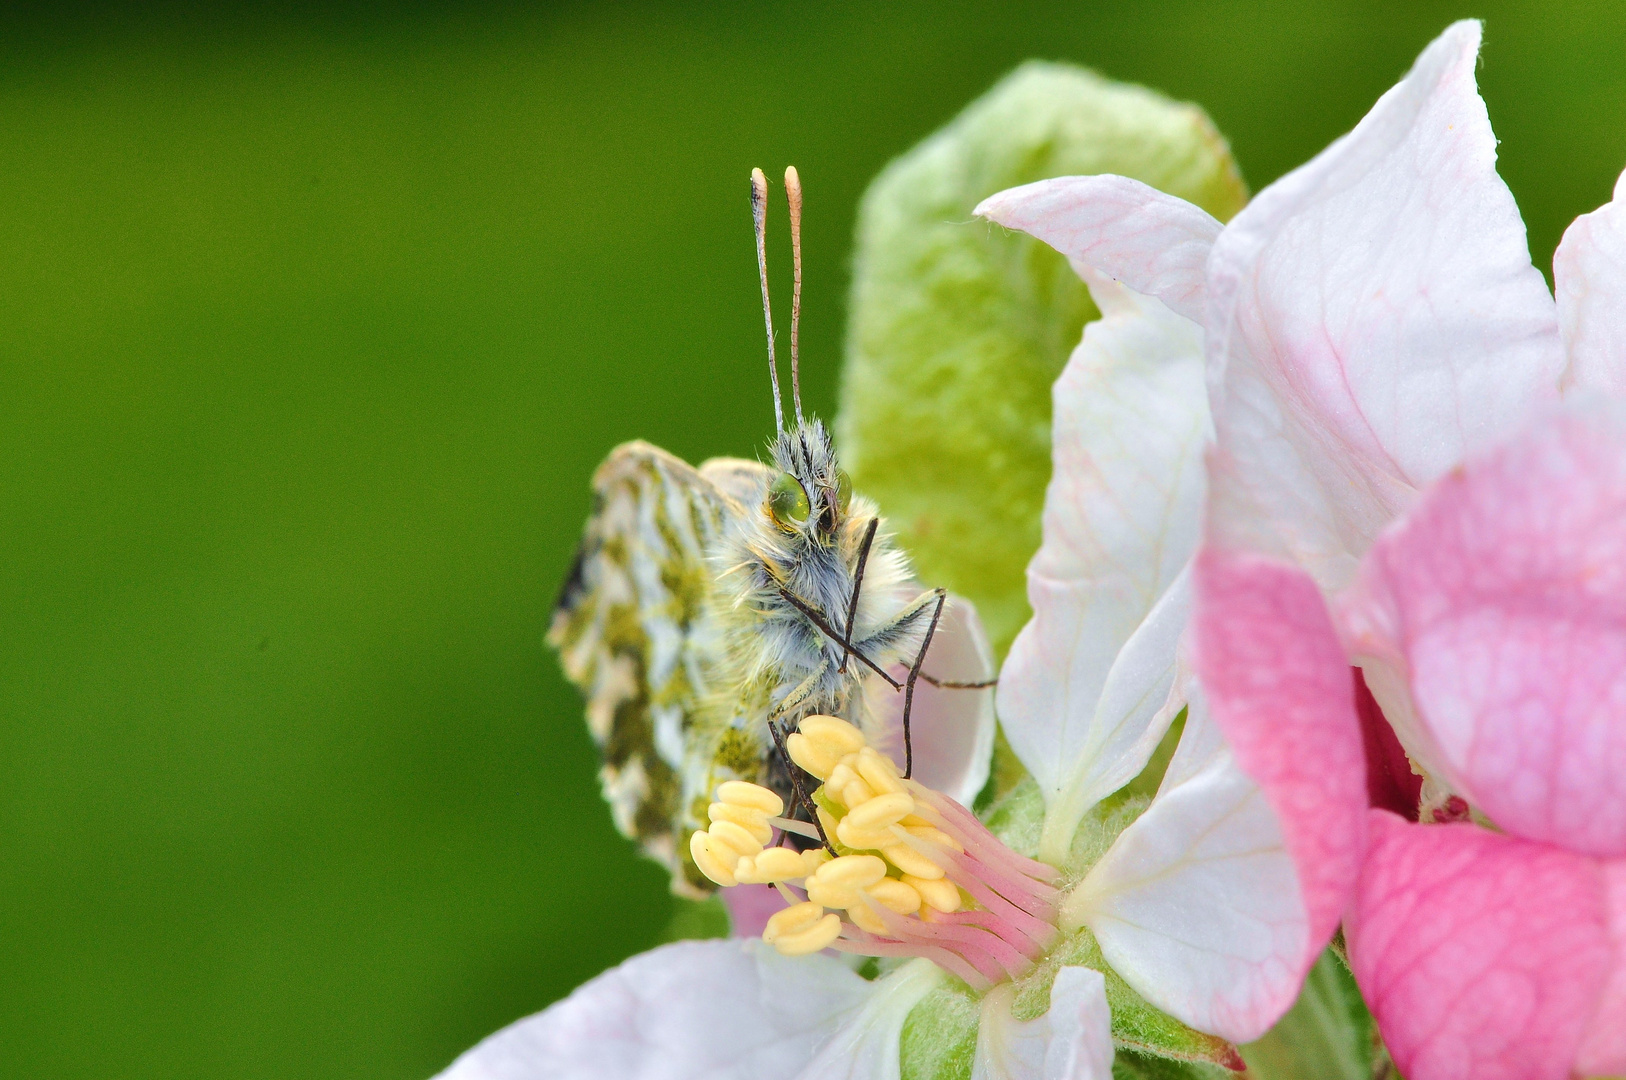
[979,17,1626,1076]
[1197,407,1626,1080]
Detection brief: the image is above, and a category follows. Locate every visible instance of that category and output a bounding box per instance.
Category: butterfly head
[764,419,852,541]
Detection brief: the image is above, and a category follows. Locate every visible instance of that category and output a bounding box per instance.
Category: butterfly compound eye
[768,472,812,527]
[835,469,853,512]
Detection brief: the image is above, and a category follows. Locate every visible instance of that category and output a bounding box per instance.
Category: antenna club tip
[785,165,800,187]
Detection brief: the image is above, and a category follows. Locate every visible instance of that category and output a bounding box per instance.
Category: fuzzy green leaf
[838,61,1247,661]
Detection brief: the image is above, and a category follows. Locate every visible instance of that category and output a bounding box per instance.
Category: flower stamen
[695,715,1060,991]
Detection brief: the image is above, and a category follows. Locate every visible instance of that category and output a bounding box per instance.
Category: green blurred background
[0,2,1620,1076]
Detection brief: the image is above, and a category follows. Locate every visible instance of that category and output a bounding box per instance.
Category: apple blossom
[1196,405,1626,1080]
[436,208,1320,1080]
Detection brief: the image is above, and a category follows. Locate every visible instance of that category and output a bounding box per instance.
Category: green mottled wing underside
[548,441,770,896]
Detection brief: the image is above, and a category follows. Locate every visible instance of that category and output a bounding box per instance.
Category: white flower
[436,194,1320,1078]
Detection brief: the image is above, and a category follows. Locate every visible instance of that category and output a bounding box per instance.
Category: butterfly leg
[900,589,947,779]
[918,671,997,690]
[849,585,946,779]
[766,718,838,856]
[768,658,831,724]
[838,516,881,675]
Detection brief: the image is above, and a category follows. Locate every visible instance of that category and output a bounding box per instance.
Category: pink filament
[792,787,1063,987]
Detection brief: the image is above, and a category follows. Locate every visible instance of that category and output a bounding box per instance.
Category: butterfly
[549,167,995,896]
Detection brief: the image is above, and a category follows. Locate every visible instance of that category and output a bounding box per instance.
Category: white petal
[996,270,1207,831]
[972,967,1114,1080]
[435,940,873,1080]
[796,959,943,1080]
[865,593,996,806]
[1203,19,1563,590]
[1068,722,1308,1044]
[976,175,1223,324]
[1153,664,1227,794]
[1556,165,1626,396]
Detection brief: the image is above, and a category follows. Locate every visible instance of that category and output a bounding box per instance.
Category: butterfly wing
[549,442,774,896]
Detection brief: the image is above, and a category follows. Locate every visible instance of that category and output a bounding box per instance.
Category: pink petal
[1203,19,1563,591]
[1191,548,1368,954]
[1576,858,1626,1076]
[975,175,1222,324]
[1556,166,1626,396]
[1340,405,1626,855]
[1347,811,1613,1080]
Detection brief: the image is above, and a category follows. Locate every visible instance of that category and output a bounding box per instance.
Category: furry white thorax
[709,418,925,736]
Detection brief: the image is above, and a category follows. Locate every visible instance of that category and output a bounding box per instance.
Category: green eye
[835,469,853,512]
[768,472,811,527]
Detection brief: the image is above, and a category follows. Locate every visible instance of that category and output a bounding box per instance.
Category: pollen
[692,716,1062,991]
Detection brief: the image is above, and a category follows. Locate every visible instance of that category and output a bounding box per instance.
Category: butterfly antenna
[751,168,785,435]
[785,165,805,427]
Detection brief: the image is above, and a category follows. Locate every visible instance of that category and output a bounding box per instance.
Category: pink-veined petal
[994,270,1206,857]
[975,175,1222,324]
[1347,812,1613,1080]
[1192,548,1369,953]
[1069,696,1306,1042]
[434,939,874,1080]
[1340,404,1626,855]
[972,966,1114,1080]
[1204,19,1563,591]
[866,593,996,807]
[1577,859,1626,1076]
[1556,166,1626,396]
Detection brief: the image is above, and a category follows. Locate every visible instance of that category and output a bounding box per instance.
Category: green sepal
[1018,929,1245,1071]
[1240,947,1386,1080]
[899,982,981,1080]
[1112,1050,1238,1079]
[838,61,1247,661]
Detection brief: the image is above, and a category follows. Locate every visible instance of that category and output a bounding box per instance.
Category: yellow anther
[815,854,888,890]
[904,824,964,853]
[845,902,888,935]
[905,874,962,913]
[836,816,899,851]
[841,778,877,810]
[816,806,841,840]
[855,747,905,795]
[735,846,808,884]
[771,911,843,956]
[804,877,859,910]
[825,761,860,801]
[785,716,866,781]
[847,791,915,831]
[800,715,866,753]
[707,820,764,859]
[708,802,774,846]
[763,900,827,941]
[800,848,832,876]
[867,877,922,915]
[899,813,933,828]
[716,780,784,816]
[785,732,840,780]
[882,842,946,880]
[690,830,738,887]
